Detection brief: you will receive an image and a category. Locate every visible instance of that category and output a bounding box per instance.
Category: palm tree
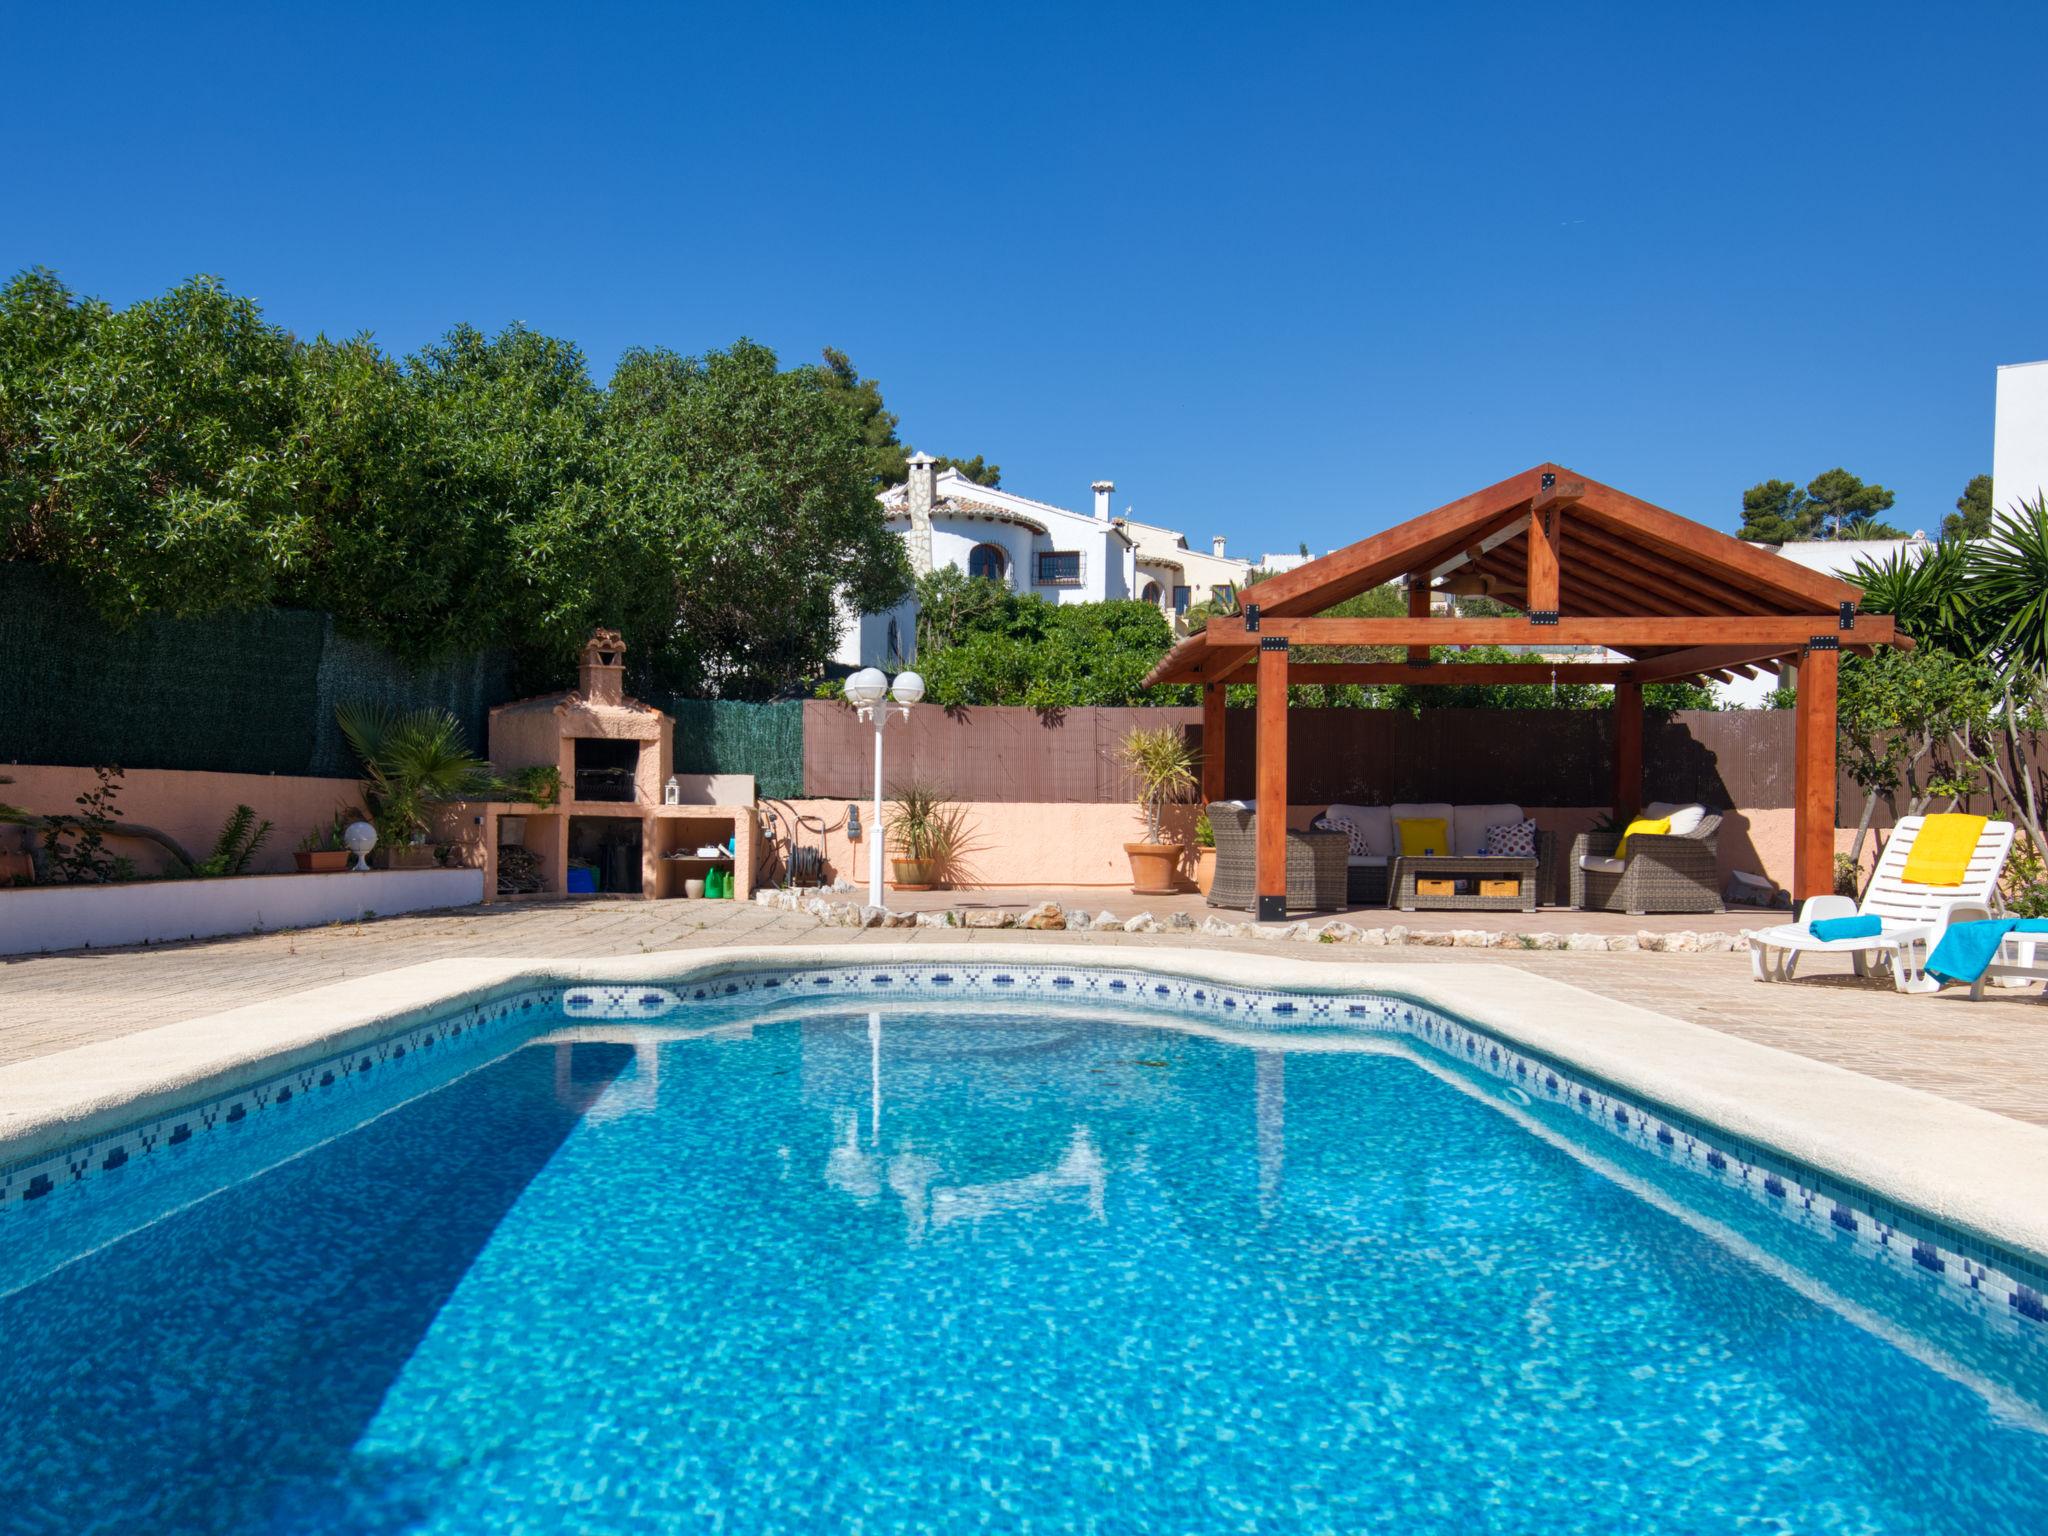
[334,702,493,847]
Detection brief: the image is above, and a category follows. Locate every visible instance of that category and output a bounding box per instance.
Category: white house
[1120,521,1255,619]
[834,455,1255,667]
[1994,359,2048,522]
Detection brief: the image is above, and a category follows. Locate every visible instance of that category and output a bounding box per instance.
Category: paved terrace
[3,893,2044,1127]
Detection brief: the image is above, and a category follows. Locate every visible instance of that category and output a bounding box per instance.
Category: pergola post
[1792,639,1839,902]
[1200,682,1227,806]
[1405,577,1431,664]
[1611,680,1643,821]
[1255,637,1290,922]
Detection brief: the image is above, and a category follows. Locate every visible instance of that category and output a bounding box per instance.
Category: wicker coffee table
[1389,854,1540,912]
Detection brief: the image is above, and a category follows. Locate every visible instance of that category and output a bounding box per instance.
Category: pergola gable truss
[1151,464,1909,916]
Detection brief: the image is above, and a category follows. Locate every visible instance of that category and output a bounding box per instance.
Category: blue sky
[11,1,2046,552]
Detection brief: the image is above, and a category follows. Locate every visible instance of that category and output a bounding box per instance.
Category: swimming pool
[5,962,2046,1533]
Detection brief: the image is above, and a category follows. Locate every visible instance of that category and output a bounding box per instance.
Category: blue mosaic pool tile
[6,958,2043,1337]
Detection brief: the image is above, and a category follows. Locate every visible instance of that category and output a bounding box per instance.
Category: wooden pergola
[1143,464,1909,919]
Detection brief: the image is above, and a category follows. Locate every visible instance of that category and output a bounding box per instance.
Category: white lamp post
[844,666,924,906]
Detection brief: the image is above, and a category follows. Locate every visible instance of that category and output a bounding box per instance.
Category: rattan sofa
[1569,808,1724,915]
[1206,803,1348,913]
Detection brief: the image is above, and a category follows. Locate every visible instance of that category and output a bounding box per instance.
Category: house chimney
[1092,480,1114,521]
[1212,535,1227,558]
[905,451,937,574]
[578,628,627,705]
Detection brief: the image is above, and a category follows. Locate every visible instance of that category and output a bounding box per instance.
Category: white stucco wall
[1993,359,2048,524]
[0,868,485,956]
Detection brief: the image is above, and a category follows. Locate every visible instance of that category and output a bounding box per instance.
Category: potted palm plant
[336,703,493,869]
[1118,726,1196,894]
[888,782,964,890]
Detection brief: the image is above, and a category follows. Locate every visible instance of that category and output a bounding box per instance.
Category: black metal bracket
[1529,610,1560,626]
[1256,895,1286,923]
[1807,635,1840,652]
[1242,603,1260,633]
[1541,471,1556,490]
[1260,635,1290,652]
[1839,601,1856,630]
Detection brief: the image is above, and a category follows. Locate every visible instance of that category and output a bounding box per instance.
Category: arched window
[968,543,1008,583]
[1140,580,1163,605]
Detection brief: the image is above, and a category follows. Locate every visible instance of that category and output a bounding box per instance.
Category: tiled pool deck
[2,892,2045,1126]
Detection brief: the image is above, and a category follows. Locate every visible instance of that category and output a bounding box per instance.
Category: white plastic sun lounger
[1969,922,2048,1000]
[1749,815,2014,993]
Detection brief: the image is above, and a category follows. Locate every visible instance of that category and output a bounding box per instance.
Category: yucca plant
[1972,493,2048,677]
[1850,538,1983,658]
[1118,726,1197,844]
[335,702,494,848]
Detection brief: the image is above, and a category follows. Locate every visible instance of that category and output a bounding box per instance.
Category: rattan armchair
[1570,814,1725,915]
[1206,803,1348,913]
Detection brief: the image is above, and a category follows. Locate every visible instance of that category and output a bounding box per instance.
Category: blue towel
[1927,919,2048,984]
[1808,914,1882,942]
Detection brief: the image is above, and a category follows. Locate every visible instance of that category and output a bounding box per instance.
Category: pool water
[5,1000,2048,1533]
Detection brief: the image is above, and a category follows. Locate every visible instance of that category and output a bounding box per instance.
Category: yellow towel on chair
[1616,815,1670,859]
[1899,812,1986,886]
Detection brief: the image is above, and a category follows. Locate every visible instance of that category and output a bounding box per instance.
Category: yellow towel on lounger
[1899,812,1986,887]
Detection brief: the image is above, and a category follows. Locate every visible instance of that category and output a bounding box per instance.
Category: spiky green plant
[1117,726,1197,843]
[193,804,273,877]
[1972,494,2048,677]
[335,701,493,847]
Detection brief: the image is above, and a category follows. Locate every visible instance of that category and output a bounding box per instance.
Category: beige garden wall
[2,765,359,878]
[4,767,1862,898]
[777,798,1849,895]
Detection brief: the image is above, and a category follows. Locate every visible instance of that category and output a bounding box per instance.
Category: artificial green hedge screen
[0,565,808,790]
[658,697,804,801]
[0,564,518,779]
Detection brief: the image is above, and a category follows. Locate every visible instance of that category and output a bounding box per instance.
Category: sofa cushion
[1325,803,1393,858]
[1484,818,1538,858]
[1578,854,1628,875]
[1644,801,1708,836]
[1345,855,1389,869]
[1396,817,1450,857]
[1453,802,1523,857]
[1391,802,1454,835]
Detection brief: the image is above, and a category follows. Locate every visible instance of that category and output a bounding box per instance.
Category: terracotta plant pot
[1192,846,1216,895]
[1124,841,1182,895]
[891,858,937,891]
[372,846,440,871]
[295,850,350,874]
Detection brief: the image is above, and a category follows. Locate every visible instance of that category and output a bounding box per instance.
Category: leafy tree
[27,274,307,618]
[1738,469,1904,543]
[1834,645,1992,867]
[911,593,1178,708]
[911,566,1011,654]
[818,346,999,488]
[934,453,1001,487]
[0,267,107,561]
[1944,473,1994,540]
[603,341,912,698]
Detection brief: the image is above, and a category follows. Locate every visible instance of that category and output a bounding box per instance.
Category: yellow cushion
[1899,812,1986,887]
[1396,817,1449,857]
[1616,815,1671,860]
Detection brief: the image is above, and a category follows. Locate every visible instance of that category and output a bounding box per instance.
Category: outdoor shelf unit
[442,629,757,903]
